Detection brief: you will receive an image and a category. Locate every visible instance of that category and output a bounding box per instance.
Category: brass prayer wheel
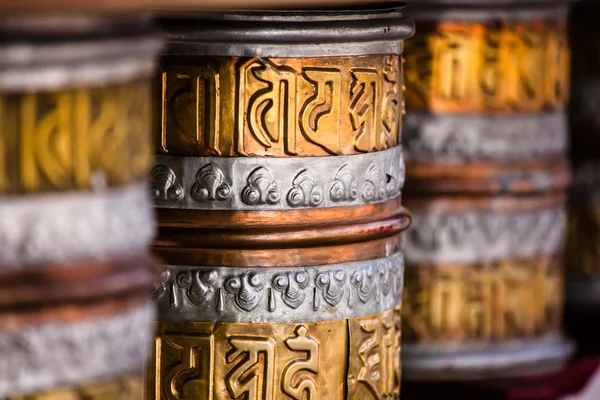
[0,13,161,398]
[148,6,413,399]
[402,0,573,380]
[564,0,600,344]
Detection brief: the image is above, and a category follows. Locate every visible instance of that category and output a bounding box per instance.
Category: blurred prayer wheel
[148,6,413,399]
[0,13,161,398]
[402,0,574,380]
[564,0,600,345]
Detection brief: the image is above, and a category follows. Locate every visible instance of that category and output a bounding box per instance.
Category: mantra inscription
[155,55,401,157]
[402,257,563,342]
[404,20,569,113]
[150,309,400,400]
[0,80,151,193]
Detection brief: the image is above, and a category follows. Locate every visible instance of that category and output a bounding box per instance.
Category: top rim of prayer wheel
[0,0,406,13]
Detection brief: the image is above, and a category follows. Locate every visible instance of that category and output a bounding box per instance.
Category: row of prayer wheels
[0,0,599,398]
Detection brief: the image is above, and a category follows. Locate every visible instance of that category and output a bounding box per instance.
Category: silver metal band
[403,111,567,163]
[159,8,412,58]
[404,206,566,264]
[164,40,404,58]
[402,334,574,381]
[153,253,404,323]
[151,146,404,211]
[0,303,154,397]
[0,183,155,269]
[0,36,162,91]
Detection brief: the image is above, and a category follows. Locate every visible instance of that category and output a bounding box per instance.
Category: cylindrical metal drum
[564,0,600,345]
[147,6,413,399]
[0,14,161,398]
[402,0,573,381]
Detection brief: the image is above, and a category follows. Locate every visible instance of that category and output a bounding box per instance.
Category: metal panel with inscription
[0,13,161,398]
[148,6,413,399]
[402,0,574,381]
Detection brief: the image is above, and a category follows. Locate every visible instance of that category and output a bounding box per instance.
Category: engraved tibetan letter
[157,334,213,400]
[238,59,298,155]
[350,69,381,153]
[281,325,320,399]
[225,337,275,400]
[160,65,221,155]
[299,68,342,155]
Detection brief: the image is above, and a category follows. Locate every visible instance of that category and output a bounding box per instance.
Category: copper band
[155,233,403,268]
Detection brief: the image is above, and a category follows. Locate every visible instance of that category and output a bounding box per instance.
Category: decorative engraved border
[403,111,567,163]
[0,303,154,398]
[150,146,404,211]
[0,183,155,269]
[153,253,404,323]
[403,206,566,264]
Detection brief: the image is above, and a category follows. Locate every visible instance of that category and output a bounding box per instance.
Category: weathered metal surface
[149,6,412,399]
[0,15,160,398]
[149,308,401,400]
[402,0,572,381]
[154,254,404,323]
[151,147,404,210]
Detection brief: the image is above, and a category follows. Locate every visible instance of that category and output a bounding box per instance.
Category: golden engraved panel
[150,311,401,399]
[348,309,401,400]
[155,55,402,157]
[404,20,569,113]
[402,257,563,342]
[0,80,151,193]
[7,376,143,400]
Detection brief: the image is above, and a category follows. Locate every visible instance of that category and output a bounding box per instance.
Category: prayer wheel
[564,0,600,345]
[0,11,161,399]
[402,0,573,380]
[148,6,413,399]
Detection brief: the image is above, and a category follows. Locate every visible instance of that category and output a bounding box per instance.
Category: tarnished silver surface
[151,146,404,211]
[402,334,574,381]
[0,303,154,397]
[159,7,413,57]
[0,35,161,92]
[0,183,154,269]
[153,253,404,323]
[404,206,565,264]
[404,112,567,163]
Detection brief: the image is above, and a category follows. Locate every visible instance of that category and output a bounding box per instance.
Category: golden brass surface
[149,309,401,399]
[7,376,143,400]
[404,20,569,114]
[402,256,563,342]
[154,55,401,157]
[0,80,151,194]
